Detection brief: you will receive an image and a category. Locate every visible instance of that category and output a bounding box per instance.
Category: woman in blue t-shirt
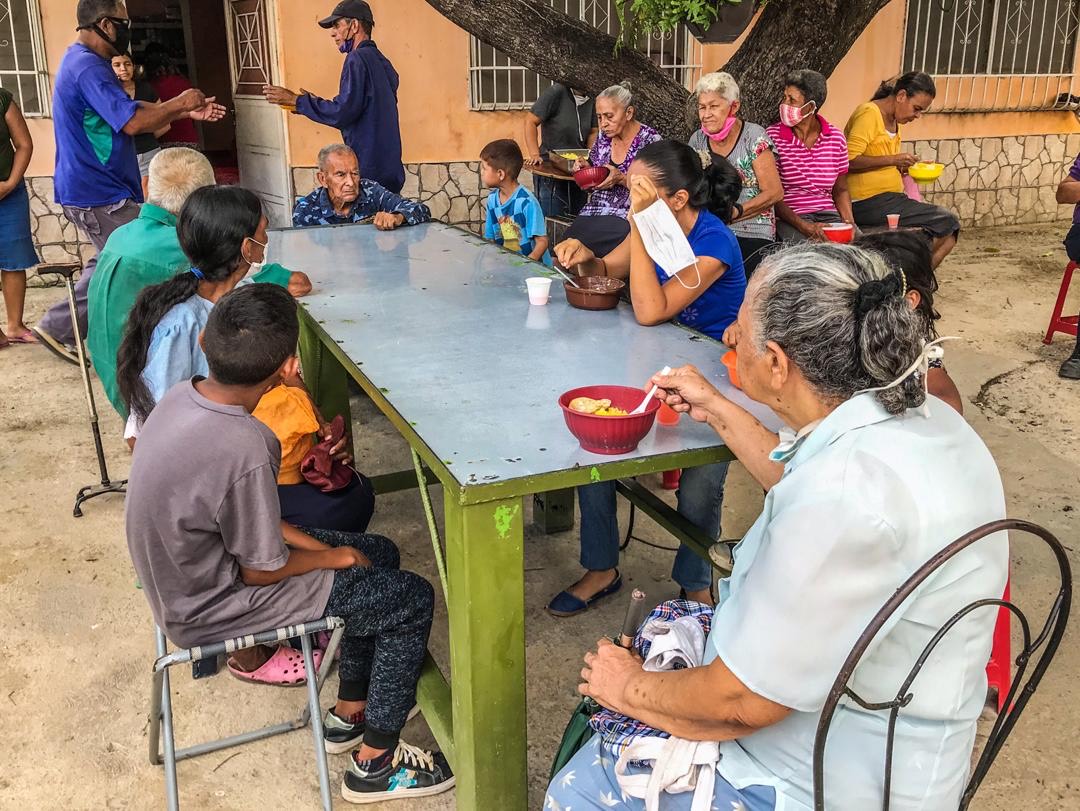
[548,140,748,617]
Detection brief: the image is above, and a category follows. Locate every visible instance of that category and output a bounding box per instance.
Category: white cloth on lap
[614,614,718,811]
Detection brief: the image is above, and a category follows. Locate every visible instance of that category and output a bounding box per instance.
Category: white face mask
[245,237,268,276]
[572,92,589,107]
[631,199,701,290]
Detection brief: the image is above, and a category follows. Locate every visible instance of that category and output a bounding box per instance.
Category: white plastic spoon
[631,366,671,415]
[551,262,582,288]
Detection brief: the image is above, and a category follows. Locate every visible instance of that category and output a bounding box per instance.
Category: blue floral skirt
[0,182,40,271]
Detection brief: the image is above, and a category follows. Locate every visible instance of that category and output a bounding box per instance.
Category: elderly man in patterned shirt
[293,143,430,229]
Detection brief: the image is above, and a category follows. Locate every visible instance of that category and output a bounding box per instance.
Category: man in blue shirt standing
[34,0,225,364]
[263,0,405,193]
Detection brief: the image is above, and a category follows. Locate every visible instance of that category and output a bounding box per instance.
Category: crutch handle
[36,263,82,280]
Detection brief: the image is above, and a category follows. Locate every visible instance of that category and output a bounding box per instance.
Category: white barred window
[903,0,1080,112]
[469,0,703,110]
[0,0,49,117]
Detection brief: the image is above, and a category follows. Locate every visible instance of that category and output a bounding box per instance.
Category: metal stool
[1043,260,1078,344]
[149,616,344,810]
[36,263,127,516]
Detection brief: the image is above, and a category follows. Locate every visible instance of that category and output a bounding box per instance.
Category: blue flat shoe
[546,570,623,618]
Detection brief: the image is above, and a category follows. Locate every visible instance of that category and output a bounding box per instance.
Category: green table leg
[444,490,528,810]
[298,316,351,431]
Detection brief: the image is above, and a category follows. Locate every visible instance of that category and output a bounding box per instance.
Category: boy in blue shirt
[481,139,551,265]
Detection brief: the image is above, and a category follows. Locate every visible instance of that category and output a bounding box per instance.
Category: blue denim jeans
[534,174,587,219]
[577,462,729,592]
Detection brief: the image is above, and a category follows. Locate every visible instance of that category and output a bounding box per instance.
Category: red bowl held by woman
[821,223,854,244]
[559,385,661,455]
[573,166,611,190]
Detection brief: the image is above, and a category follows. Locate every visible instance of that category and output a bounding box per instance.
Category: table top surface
[271,222,781,489]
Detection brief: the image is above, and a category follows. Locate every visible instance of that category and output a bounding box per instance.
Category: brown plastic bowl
[564,277,626,310]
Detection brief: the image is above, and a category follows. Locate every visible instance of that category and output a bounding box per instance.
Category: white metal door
[225,0,291,226]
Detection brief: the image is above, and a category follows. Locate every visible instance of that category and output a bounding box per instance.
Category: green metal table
[269,221,778,809]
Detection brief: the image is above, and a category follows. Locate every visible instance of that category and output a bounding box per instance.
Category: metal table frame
[298,317,738,809]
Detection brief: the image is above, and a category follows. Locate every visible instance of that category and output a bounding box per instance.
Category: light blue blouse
[706,393,1009,810]
[141,295,213,406]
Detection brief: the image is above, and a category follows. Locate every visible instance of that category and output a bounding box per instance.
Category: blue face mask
[338,39,355,54]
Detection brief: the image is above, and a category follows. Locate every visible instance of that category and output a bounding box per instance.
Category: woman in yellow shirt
[845,72,960,269]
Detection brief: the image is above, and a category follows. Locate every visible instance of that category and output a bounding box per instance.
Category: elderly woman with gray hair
[558,81,662,258]
[688,71,783,275]
[548,242,1008,811]
[767,69,856,242]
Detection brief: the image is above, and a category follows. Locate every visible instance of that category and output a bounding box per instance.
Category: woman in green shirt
[0,87,40,348]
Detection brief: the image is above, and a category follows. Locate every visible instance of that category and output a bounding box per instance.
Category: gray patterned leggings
[307,527,434,750]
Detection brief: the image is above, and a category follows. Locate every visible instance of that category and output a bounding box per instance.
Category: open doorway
[125,0,239,182]
[123,0,293,225]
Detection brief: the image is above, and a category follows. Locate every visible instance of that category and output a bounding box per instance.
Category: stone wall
[20,177,94,285]
[912,132,1079,227]
[292,161,536,234]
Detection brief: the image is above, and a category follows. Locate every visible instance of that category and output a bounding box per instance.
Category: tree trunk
[722,0,893,125]
[422,0,893,138]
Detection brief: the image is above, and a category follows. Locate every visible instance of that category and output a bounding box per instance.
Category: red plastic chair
[1043,261,1078,344]
[985,574,1011,712]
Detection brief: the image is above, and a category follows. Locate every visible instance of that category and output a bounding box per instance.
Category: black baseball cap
[318,0,374,28]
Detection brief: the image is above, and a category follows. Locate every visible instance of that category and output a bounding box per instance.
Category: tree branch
[423,0,690,137]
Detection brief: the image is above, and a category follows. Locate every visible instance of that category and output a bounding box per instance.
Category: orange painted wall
[23,0,1080,176]
[276,0,529,166]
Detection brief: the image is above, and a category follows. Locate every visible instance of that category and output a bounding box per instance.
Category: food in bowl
[560,385,661,454]
[908,161,944,184]
[568,396,629,417]
[564,276,625,311]
[822,223,854,244]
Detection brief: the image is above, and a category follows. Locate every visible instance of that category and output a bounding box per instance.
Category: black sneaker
[323,708,365,755]
[324,705,421,755]
[341,740,454,803]
[1060,355,1080,380]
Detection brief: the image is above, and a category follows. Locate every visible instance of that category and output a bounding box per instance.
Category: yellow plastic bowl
[908,161,944,184]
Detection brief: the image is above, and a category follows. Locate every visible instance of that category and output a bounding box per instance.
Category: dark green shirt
[0,87,15,183]
[87,203,293,416]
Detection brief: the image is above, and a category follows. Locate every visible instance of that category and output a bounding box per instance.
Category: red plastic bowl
[822,223,854,243]
[559,385,660,455]
[573,166,611,190]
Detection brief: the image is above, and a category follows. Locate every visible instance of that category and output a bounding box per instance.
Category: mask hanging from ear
[245,237,269,276]
[631,199,701,291]
[338,22,358,53]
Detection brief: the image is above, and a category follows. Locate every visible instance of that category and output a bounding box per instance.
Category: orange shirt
[252,385,320,485]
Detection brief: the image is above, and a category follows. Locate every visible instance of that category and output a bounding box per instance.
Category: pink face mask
[702,114,737,142]
[779,101,816,127]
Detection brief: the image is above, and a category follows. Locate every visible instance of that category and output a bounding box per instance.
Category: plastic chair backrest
[811,519,1072,811]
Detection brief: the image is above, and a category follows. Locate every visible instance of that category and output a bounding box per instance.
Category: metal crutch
[36,263,127,517]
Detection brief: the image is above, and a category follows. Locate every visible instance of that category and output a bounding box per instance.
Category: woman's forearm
[705,394,783,490]
[848,154,896,173]
[628,223,668,325]
[833,178,855,224]
[617,659,788,742]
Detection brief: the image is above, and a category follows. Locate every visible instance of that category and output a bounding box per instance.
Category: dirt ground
[1,222,1078,810]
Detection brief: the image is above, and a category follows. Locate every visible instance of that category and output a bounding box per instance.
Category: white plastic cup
[526,276,552,305]
[887,213,900,230]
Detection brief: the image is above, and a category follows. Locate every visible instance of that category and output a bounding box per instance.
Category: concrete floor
[0,222,1078,809]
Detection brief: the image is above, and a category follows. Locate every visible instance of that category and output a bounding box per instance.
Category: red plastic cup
[657,401,680,426]
[887,213,900,230]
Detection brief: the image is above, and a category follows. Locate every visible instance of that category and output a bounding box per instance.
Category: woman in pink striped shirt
[766,70,855,242]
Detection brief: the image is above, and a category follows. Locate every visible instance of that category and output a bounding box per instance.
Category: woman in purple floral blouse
[558,82,661,257]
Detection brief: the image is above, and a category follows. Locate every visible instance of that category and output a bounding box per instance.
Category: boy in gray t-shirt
[126,283,454,803]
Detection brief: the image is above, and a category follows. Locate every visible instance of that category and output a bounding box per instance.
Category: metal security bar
[469,0,703,110]
[903,0,1080,112]
[0,0,49,117]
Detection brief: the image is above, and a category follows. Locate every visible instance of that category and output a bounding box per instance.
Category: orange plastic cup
[721,351,740,389]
